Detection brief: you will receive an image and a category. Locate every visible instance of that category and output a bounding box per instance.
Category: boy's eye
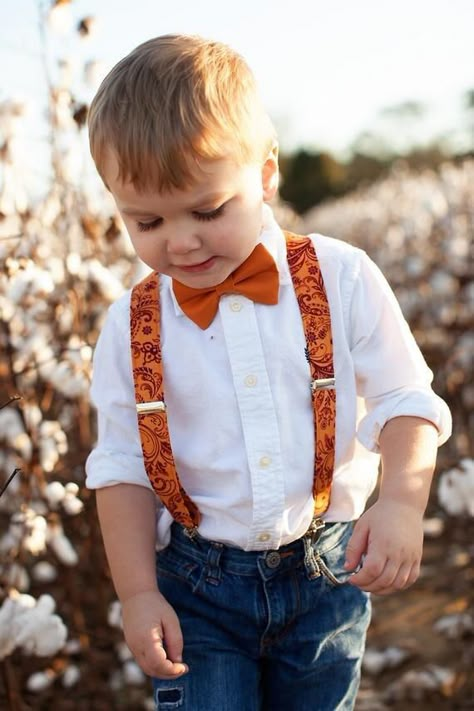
[193,204,225,222]
[136,218,163,232]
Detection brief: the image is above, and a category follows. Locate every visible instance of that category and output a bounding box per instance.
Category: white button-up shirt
[85,207,451,551]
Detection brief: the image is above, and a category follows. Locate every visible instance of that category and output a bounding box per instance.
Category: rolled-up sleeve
[85,296,153,491]
[350,252,452,452]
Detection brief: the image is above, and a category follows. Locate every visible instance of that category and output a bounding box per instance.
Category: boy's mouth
[176,257,216,273]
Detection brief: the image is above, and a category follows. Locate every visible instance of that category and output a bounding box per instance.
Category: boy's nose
[166,229,202,255]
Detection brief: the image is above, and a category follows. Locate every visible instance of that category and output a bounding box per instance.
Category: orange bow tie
[172,243,279,329]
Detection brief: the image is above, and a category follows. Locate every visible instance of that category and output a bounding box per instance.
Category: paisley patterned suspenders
[130,233,336,533]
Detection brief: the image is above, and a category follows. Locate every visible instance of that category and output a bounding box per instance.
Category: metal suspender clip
[182,525,199,543]
[303,517,325,579]
[311,378,335,392]
[136,401,166,415]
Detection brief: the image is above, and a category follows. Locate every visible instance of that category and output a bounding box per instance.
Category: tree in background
[279,150,346,214]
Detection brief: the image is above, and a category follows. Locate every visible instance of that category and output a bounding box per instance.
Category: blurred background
[0,1,473,709]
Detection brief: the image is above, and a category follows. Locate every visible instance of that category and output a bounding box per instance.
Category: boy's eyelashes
[136,204,226,233]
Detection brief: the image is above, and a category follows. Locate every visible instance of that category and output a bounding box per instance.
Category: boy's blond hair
[88,34,277,192]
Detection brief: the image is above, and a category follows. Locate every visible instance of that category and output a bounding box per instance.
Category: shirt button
[259,456,272,468]
[258,532,270,542]
[230,301,242,312]
[244,374,257,387]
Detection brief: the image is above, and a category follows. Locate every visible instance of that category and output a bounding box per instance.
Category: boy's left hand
[343,500,424,595]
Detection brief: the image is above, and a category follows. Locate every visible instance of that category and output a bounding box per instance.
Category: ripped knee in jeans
[155,685,184,709]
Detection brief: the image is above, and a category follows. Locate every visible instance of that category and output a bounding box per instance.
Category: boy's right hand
[121,589,188,679]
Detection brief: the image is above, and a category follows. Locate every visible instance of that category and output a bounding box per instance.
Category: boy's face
[104,152,278,289]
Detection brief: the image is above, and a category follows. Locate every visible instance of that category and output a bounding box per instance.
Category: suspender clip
[136,401,166,415]
[311,377,335,392]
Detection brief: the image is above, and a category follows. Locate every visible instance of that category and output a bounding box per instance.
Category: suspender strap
[130,275,200,528]
[285,232,336,515]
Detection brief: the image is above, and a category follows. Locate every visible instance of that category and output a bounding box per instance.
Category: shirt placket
[219,294,285,550]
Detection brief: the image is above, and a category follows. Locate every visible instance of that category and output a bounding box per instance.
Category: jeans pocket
[156,548,201,590]
[317,523,355,587]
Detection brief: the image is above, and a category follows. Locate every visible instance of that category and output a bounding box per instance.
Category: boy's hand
[121,589,188,679]
[343,500,424,595]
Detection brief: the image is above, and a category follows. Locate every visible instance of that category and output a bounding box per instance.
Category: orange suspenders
[130,233,336,533]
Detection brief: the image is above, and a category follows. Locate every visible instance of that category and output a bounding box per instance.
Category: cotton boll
[384,665,456,702]
[108,600,122,629]
[0,409,32,460]
[422,517,445,537]
[62,492,84,516]
[66,252,82,276]
[23,515,48,556]
[22,403,42,430]
[63,638,82,655]
[0,591,66,660]
[40,440,60,473]
[0,598,18,658]
[123,659,146,685]
[47,522,79,566]
[116,641,133,662]
[84,60,107,88]
[26,669,57,692]
[0,528,21,556]
[39,420,68,472]
[47,257,66,284]
[0,295,15,321]
[4,563,30,592]
[64,482,79,496]
[49,533,79,566]
[44,481,66,507]
[47,2,73,34]
[433,613,474,639]
[438,459,474,517]
[62,664,81,688]
[109,669,124,691]
[86,259,124,301]
[13,432,33,461]
[56,303,74,334]
[57,59,74,90]
[32,561,58,583]
[363,646,411,676]
[52,89,74,131]
[15,594,67,656]
[38,191,61,227]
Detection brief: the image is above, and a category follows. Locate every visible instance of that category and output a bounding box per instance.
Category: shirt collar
[166,204,290,318]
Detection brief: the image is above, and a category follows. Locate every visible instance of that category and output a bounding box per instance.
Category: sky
[1,0,473,171]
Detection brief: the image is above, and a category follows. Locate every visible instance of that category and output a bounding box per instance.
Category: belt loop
[204,541,224,586]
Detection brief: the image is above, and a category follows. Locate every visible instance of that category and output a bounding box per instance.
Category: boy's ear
[261,143,279,201]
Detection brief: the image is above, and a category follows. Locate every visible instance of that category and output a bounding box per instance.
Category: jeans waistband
[164,520,351,577]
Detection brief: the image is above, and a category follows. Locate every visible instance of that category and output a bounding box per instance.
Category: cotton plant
[438,459,474,517]
[0,590,67,660]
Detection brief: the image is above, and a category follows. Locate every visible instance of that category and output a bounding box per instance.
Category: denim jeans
[153,521,371,710]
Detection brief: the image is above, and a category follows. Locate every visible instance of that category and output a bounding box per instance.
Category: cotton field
[0,19,473,709]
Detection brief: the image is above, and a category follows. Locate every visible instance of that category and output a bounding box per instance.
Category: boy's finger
[344,521,368,570]
[144,642,188,678]
[348,552,387,589]
[162,619,185,664]
[390,560,416,592]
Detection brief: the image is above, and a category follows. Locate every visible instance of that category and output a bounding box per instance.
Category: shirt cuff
[85,448,153,491]
[356,389,452,453]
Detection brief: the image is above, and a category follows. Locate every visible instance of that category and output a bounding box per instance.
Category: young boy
[85,34,451,710]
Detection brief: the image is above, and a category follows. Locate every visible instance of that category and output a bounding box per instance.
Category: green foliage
[279,150,346,214]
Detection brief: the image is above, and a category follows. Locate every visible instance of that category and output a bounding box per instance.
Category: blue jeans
[153,521,371,710]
